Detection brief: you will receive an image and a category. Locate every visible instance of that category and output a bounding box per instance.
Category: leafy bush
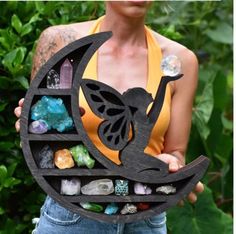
[0,1,232,233]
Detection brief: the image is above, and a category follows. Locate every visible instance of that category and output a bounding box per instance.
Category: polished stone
[70,145,95,169]
[30,96,73,132]
[81,179,114,195]
[161,55,181,76]
[104,203,119,215]
[120,204,137,215]
[115,180,129,196]
[54,149,75,169]
[61,178,81,195]
[80,202,103,213]
[60,58,73,89]
[134,182,152,195]
[29,120,48,134]
[137,203,150,210]
[47,69,60,89]
[38,145,54,168]
[156,185,176,194]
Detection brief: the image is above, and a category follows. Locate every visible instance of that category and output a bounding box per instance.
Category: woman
[15,2,204,233]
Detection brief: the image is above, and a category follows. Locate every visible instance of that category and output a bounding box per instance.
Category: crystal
[47,69,60,89]
[161,55,181,76]
[137,203,150,210]
[37,145,54,168]
[104,203,119,215]
[120,204,137,215]
[29,120,48,134]
[30,96,73,132]
[81,179,114,195]
[80,202,103,213]
[115,180,129,196]
[156,185,176,194]
[70,145,95,169]
[54,149,75,169]
[61,178,81,195]
[60,58,73,89]
[134,182,152,195]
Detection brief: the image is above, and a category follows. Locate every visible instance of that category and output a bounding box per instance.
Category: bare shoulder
[31,20,95,79]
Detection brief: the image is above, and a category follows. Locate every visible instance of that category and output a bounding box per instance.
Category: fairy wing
[81,79,132,151]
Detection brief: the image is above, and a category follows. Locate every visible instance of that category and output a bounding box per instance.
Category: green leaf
[11,14,22,34]
[167,187,233,234]
[0,207,5,215]
[7,163,18,177]
[0,103,8,112]
[0,142,15,151]
[205,23,233,44]
[14,76,29,89]
[20,23,33,37]
[0,165,7,184]
[3,177,21,188]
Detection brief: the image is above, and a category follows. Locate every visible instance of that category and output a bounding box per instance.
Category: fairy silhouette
[81,74,182,178]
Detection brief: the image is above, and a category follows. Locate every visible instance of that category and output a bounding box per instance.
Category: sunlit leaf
[11,14,22,34]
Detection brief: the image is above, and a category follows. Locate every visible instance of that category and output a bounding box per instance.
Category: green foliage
[0,1,232,233]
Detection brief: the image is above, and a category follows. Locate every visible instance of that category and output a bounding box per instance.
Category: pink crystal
[60,58,73,89]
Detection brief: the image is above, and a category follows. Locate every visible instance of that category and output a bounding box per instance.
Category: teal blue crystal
[31,96,73,132]
[70,145,95,169]
[104,203,119,215]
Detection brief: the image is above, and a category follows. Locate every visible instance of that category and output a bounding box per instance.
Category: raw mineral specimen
[104,203,119,215]
[30,96,73,132]
[137,203,150,210]
[120,204,137,215]
[29,120,48,134]
[47,69,60,89]
[60,58,73,89]
[115,180,129,196]
[81,179,114,195]
[80,202,103,213]
[60,178,81,195]
[54,149,75,169]
[37,145,54,168]
[161,55,181,76]
[156,185,176,195]
[134,182,152,195]
[70,145,95,169]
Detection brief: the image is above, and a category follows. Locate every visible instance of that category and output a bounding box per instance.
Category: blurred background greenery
[0,1,233,233]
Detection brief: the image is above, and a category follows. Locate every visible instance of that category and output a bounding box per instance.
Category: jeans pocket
[145,212,167,228]
[42,197,82,226]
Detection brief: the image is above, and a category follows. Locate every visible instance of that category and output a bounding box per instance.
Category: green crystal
[80,202,103,213]
[70,145,95,169]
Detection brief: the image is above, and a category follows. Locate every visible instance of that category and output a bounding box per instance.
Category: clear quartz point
[47,69,60,89]
[161,55,181,76]
[60,58,73,89]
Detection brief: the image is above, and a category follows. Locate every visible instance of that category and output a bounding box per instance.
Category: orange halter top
[81,16,171,165]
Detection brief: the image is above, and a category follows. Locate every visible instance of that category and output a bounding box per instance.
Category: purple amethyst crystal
[60,58,73,89]
[29,120,48,134]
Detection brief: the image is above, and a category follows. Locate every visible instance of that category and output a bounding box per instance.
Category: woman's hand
[155,153,204,204]
[14,98,86,132]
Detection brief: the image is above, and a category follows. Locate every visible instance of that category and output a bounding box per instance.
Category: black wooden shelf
[63,194,169,203]
[28,134,81,141]
[32,88,73,96]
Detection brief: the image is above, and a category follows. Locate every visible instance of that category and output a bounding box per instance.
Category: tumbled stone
[120,204,137,215]
[134,182,152,195]
[47,69,60,89]
[104,203,119,215]
[81,179,114,195]
[54,149,75,169]
[60,58,73,89]
[137,203,150,210]
[161,55,181,76]
[70,145,95,169]
[156,185,176,194]
[30,96,73,132]
[60,178,81,195]
[115,180,129,196]
[80,202,103,213]
[29,120,48,134]
[37,145,54,168]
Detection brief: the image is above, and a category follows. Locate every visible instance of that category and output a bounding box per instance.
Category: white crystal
[47,69,60,89]
[161,55,181,76]
[81,179,114,195]
[134,182,152,195]
[61,178,81,195]
[120,204,137,215]
[156,185,176,194]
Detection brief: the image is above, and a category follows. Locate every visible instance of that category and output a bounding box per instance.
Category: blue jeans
[33,196,167,234]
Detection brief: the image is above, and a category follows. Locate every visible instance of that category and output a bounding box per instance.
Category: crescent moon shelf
[20,32,210,223]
